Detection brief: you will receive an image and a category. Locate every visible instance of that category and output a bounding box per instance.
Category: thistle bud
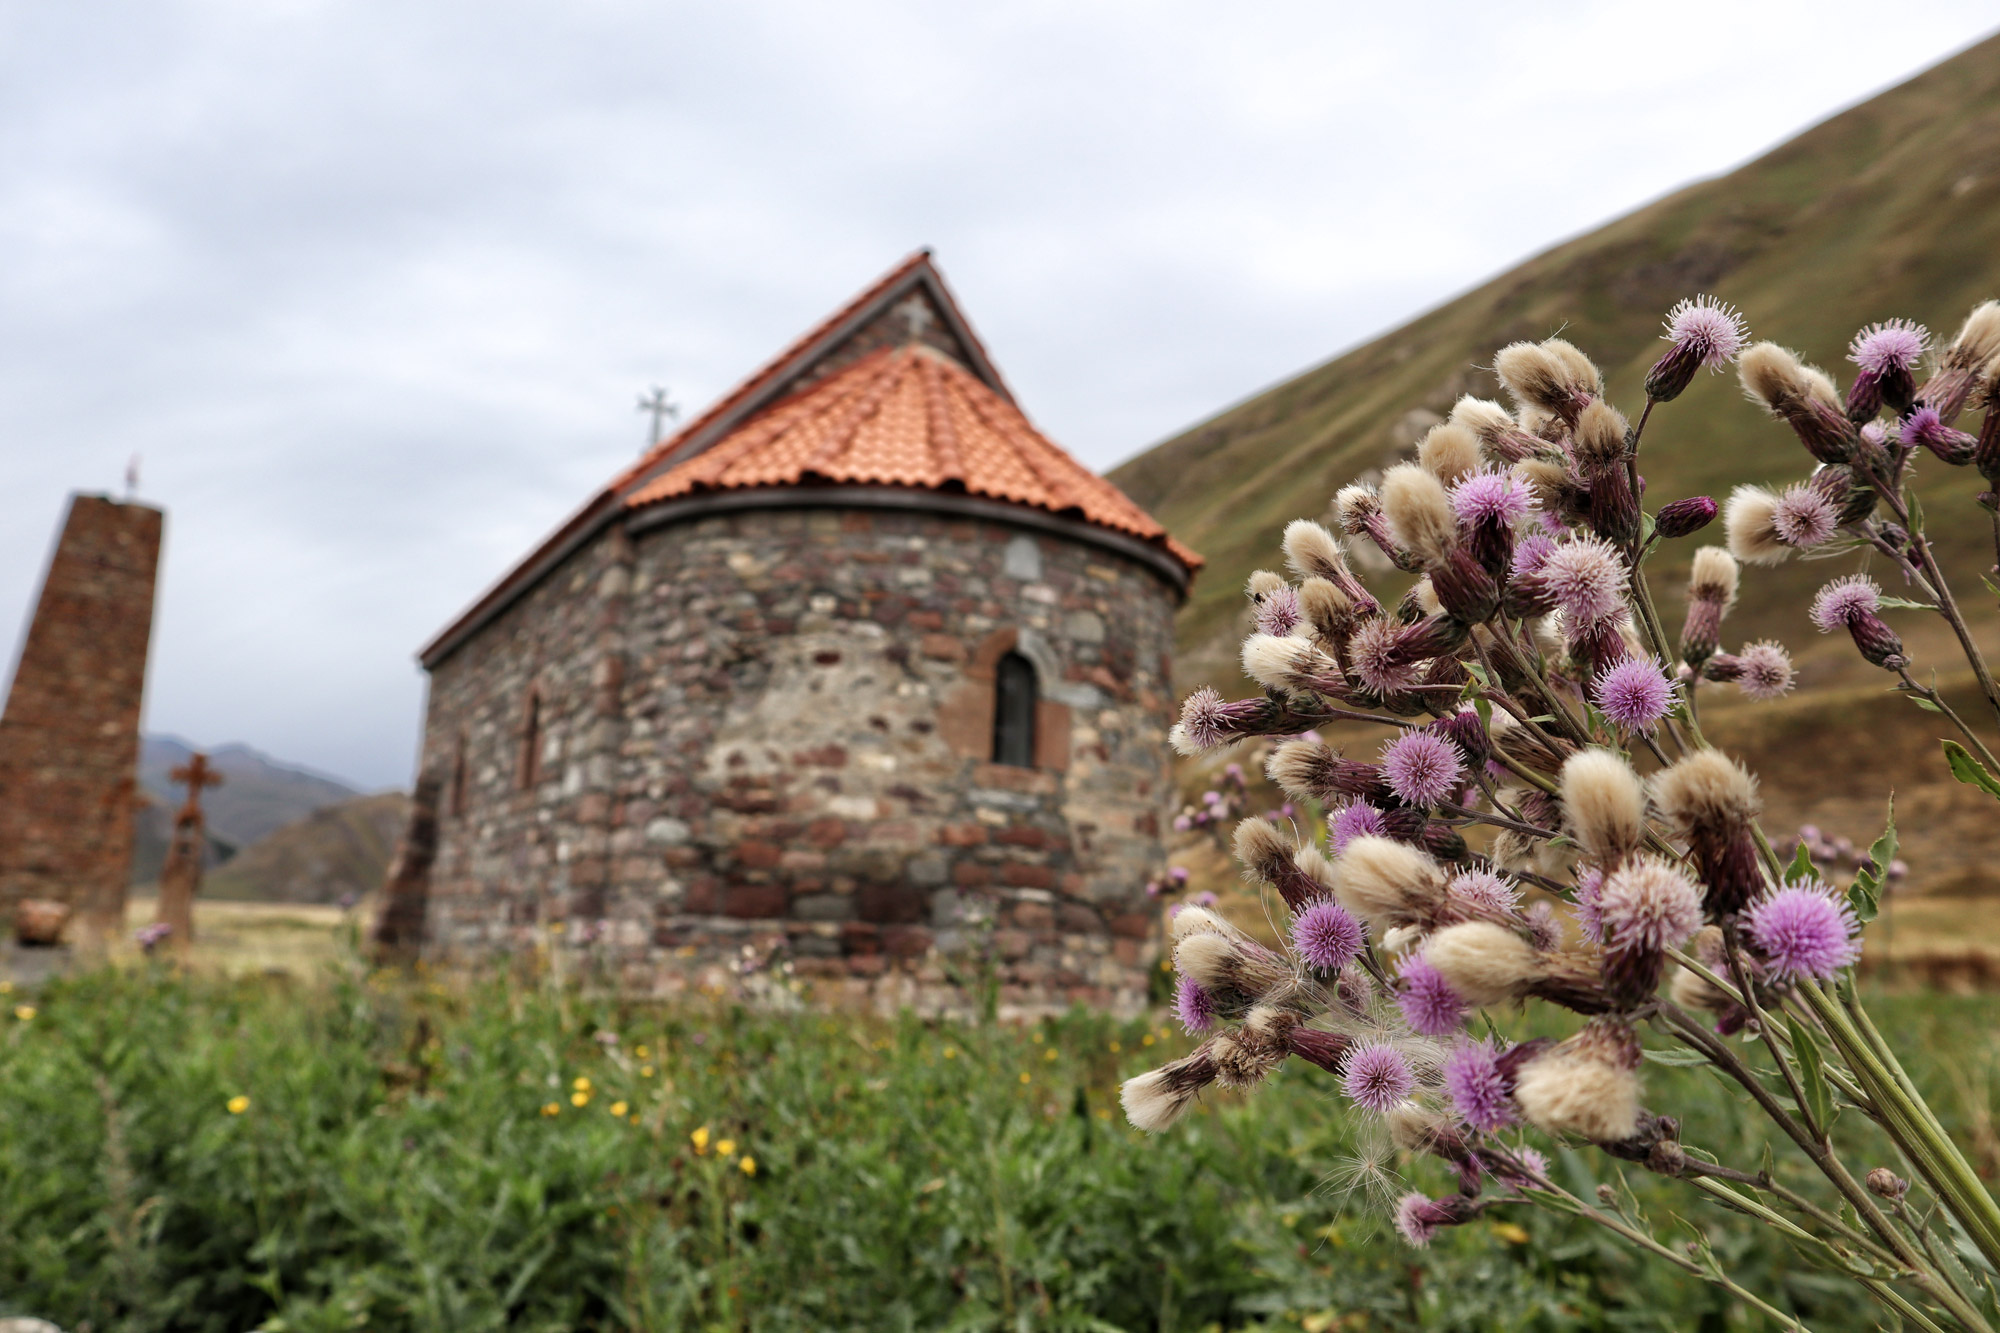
[1429,546,1501,623]
[1173,688,1290,754]
[1583,458,1641,545]
[1974,380,2000,481]
[1561,750,1646,867]
[1914,300,2000,422]
[1845,320,1928,421]
[1449,395,1546,463]
[1654,495,1717,539]
[1866,1168,1910,1201]
[1121,1043,1221,1132]
[1650,750,1763,918]
[1679,545,1738,667]
[1428,708,1489,762]
[1739,343,1856,463]
[1394,1191,1481,1248]
[1647,297,1749,402]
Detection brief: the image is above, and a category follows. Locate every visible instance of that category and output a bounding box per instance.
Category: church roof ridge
[417,252,1197,669]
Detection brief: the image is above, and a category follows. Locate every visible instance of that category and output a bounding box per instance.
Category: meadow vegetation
[2,954,1993,1332]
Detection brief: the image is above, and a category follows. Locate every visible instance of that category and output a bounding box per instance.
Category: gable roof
[419,251,1198,668]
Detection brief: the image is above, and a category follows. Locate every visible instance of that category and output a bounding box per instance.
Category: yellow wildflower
[739,1155,757,1177]
[1492,1221,1531,1245]
[1031,1030,1044,1044]
[691,1125,710,1154]
[629,1113,641,1125]
[1141,1034,1155,1047]
[14,1005,35,1022]
[226,1095,250,1114]
[0,980,13,993]
[640,1065,655,1078]
[572,1076,592,1092]
[635,1044,650,1059]
[1018,1072,1030,1085]
[942,1046,957,1060]
[609,1100,629,1117]
[1108,1041,1121,1054]
[541,1102,561,1117]
[716,1138,737,1157]
[570,1090,590,1108]
[548,921,565,934]
[1043,1047,1057,1062]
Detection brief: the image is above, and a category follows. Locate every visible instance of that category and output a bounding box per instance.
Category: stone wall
[419,501,1179,1015]
[0,494,163,935]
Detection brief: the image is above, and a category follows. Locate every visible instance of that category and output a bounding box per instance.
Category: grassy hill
[1114,30,2000,696]
[204,791,408,904]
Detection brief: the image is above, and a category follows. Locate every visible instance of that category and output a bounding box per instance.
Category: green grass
[1,962,1994,1332]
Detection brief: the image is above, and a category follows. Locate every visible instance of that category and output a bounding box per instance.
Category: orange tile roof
[625,344,1202,572]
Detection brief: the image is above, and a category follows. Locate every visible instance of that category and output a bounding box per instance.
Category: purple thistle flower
[1174,976,1217,1034]
[1510,528,1559,578]
[1904,405,1978,465]
[1449,869,1521,914]
[1539,536,1629,627]
[1443,1039,1515,1132]
[1178,688,1230,751]
[1596,857,1704,953]
[1254,585,1303,637]
[1450,467,1537,526]
[1849,319,1929,374]
[1662,296,1749,369]
[1591,657,1679,734]
[1772,483,1839,549]
[1735,640,1795,700]
[1571,867,1606,943]
[1396,955,1467,1037]
[1292,899,1365,973]
[1347,616,1422,696]
[1379,732,1466,808]
[1744,884,1860,981]
[1329,800,1389,852]
[1810,573,1882,632]
[1394,1192,1440,1247]
[1341,1041,1417,1113]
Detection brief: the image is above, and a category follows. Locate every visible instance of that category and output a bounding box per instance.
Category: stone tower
[406,252,1199,1015]
[0,494,164,937]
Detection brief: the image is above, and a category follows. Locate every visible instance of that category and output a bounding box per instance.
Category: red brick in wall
[0,494,163,933]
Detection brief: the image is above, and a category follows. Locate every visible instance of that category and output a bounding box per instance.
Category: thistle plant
[1134,296,2000,1330]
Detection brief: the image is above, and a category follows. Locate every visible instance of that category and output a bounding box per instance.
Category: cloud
[0,0,1992,787]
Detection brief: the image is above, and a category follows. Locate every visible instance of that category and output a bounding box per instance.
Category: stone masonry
[419,505,1179,1015]
[0,494,164,936]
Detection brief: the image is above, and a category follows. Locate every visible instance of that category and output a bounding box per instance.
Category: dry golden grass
[118,893,366,977]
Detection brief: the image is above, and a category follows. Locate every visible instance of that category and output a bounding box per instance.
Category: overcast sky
[1,2,1995,791]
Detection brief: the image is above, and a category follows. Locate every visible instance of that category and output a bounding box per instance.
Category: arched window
[992,651,1038,767]
[519,691,542,789]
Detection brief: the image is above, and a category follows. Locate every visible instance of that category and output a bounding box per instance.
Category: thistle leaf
[1942,741,2000,800]
[1787,1015,1835,1134]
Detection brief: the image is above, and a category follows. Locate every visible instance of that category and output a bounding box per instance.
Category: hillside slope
[1114,31,2000,692]
[203,792,408,904]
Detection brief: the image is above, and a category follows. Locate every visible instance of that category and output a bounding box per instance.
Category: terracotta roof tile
[625,346,1201,572]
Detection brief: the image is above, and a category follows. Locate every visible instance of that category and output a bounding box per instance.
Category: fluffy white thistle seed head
[1418,422,1483,484]
[1282,519,1349,580]
[1422,921,1543,1005]
[1560,749,1647,866]
[1335,835,1445,931]
[1380,463,1458,566]
[1688,545,1740,607]
[1724,485,1791,566]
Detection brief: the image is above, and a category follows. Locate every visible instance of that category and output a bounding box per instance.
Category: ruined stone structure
[155,751,222,950]
[403,252,1199,1014]
[0,494,164,937]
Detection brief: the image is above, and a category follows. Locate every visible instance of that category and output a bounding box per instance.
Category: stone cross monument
[156,751,222,950]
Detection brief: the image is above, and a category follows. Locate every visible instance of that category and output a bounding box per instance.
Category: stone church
[397,251,1200,1013]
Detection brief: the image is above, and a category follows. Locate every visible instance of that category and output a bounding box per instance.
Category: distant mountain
[1111,30,2000,692]
[203,792,409,904]
[131,735,373,885]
